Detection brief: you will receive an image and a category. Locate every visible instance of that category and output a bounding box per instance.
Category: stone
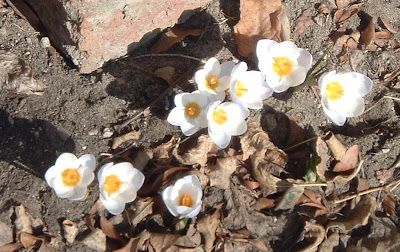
[25,0,210,73]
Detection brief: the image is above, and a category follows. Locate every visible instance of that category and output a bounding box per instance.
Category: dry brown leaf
[175,223,202,248]
[20,232,41,248]
[233,0,282,58]
[360,18,376,49]
[375,167,395,184]
[114,237,140,252]
[374,31,392,47]
[327,195,375,233]
[252,198,276,211]
[297,189,329,217]
[205,156,237,189]
[89,199,104,215]
[324,132,347,160]
[382,191,396,216]
[248,239,269,251]
[0,243,22,252]
[378,17,397,33]
[314,137,330,181]
[62,220,79,244]
[14,205,32,236]
[241,120,288,194]
[243,174,260,190]
[152,136,175,165]
[37,242,55,252]
[197,210,221,252]
[335,0,351,9]
[173,134,215,166]
[0,221,13,246]
[295,9,312,34]
[148,232,181,252]
[328,160,363,183]
[317,231,340,252]
[286,117,305,147]
[127,198,154,226]
[111,130,141,149]
[275,185,304,210]
[81,229,106,252]
[154,67,176,86]
[100,216,123,241]
[0,50,47,95]
[333,3,363,23]
[150,26,203,53]
[332,145,359,172]
[356,178,369,192]
[298,221,325,252]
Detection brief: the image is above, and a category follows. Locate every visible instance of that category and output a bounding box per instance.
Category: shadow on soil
[0,109,75,178]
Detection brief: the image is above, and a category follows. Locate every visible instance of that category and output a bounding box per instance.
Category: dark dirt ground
[1,0,400,251]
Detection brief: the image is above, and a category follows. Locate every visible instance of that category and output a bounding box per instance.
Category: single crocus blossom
[194,57,236,101]
[162,175,202,219]
[318,70,373,126]
[207,101,249,148]
[98,162,144,215]
[230,62,273,109]
[45,153,96,200]
[257,39,313,93]
[167,91,209,136]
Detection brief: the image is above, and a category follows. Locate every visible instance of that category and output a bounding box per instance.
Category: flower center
[205,75,219,90]
[184,102,201,119]
[61,168,81,187]
[212,108,228,125]
[180,193,193,207]
[104,174,123,194]
[235,81,248,98]
[272,56,293,76]
[326,81,344,101]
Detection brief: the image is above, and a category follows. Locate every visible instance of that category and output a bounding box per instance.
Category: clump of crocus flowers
[167,39,373,147]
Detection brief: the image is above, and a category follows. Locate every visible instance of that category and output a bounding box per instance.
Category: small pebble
[88,129,99,136]
[40,37,51,48]
[102,127,114,138]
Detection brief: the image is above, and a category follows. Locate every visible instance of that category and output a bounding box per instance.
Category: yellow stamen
[213,109,228,125]
[205,75,219,90]
[184,102,201,119]
[272,56,293,76]
[326,81,344,101]
[104,174,123,194]
[180,193,193,207]
[61,168,81,186]
[235,81,248,98]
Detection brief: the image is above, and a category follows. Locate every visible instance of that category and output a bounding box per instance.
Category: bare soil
[1,0,400,251]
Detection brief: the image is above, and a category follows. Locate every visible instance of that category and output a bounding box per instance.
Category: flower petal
[167,107,184,127]
[271,41,300,60]
[185,202,202,218]
[283,65,308,87]
[220,61,236,77]
[322,102,347,126]
[53,177,75,198]
[331,96,365,117]
[109,182,137,203]
[100,194,126,215]
[174,93,186,107]
[55,153,79,169]
[209,128,231,148]
[78,154,96,171]
[256,39,277,59]
[341,72,373,96]
[97,162,114,181]
[194,70,207,90]
[180,119,199,136]
[77,166,95,186]
[318,70,336,90]
[162,186,178,217]
[204,57,221,76]
[297,48,313,70]
[67,186,87,201]
[44,165,59,188]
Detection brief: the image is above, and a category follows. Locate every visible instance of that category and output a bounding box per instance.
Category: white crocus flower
[207,101,249,148]
[98,162,145,215]
[162,175,202,219]
[45,153,96,200]
[230,62,273,109]
[194,57,236,101]
[318,70,373,126]
[257,39,313,93]
[167,91,209,136]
